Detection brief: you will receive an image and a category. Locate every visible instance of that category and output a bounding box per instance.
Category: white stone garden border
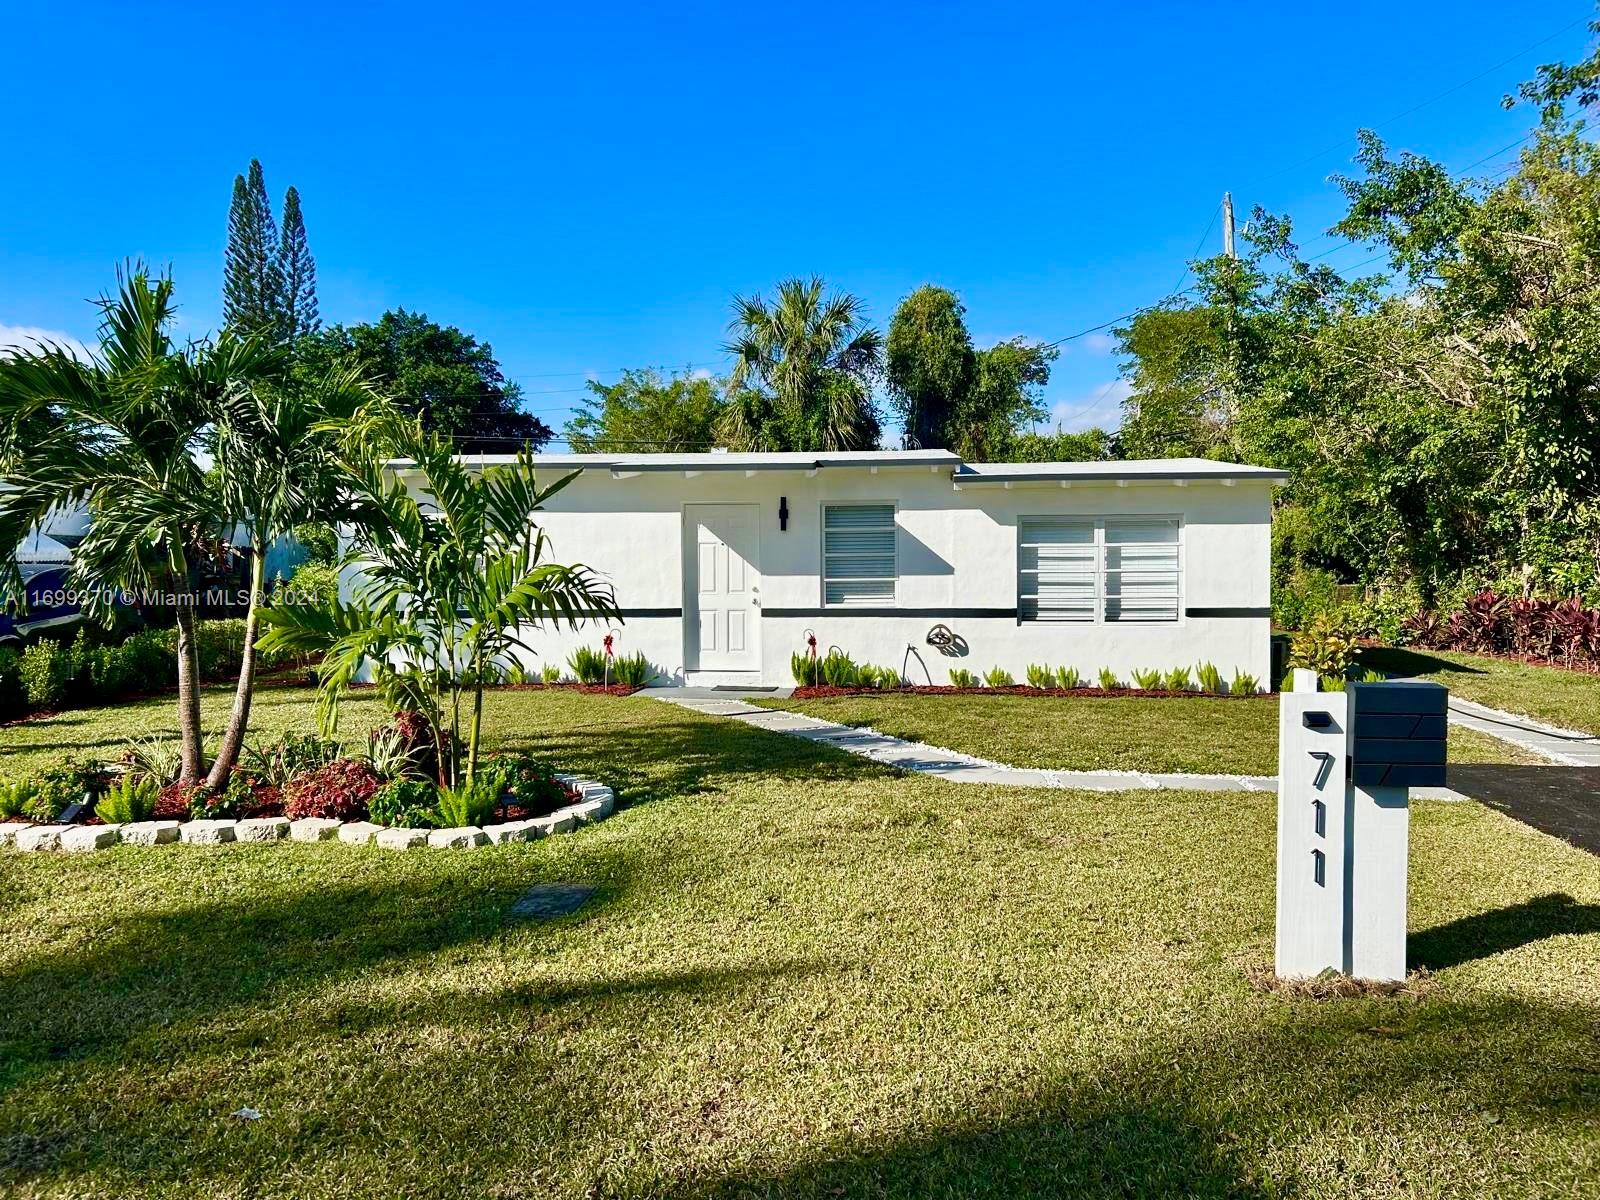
[0,774,615,854]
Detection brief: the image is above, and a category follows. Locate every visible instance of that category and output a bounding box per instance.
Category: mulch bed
[787,684,1274,700]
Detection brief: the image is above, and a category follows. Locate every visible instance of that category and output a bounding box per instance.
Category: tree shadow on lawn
[1411,892,1600,971]
[497,710,899,809]
[1361,646,1489,677]
[0,838,685,1098]
[684,993,1600,1200]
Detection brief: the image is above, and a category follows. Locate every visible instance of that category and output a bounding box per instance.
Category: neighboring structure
[386,449,1287,689]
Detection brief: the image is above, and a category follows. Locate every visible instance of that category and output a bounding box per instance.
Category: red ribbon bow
[603,634,614,657]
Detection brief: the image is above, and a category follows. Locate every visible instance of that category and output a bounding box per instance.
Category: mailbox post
[1275,671,1447,982]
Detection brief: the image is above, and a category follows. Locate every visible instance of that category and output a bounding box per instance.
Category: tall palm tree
[719,277,884,451]
[258,412,620,786]
[204,365,378,789]
[0,266,280,783]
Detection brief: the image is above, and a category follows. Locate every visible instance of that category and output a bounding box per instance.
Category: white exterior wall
[413,463,1275,689]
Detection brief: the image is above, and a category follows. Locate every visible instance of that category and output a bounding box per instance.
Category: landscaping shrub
[1288,617,1361,680]
[244,731,344,788]
[949,668,978,687]
[820,649,863,688]
[1026,663,1053,689]
[567,645,607,684]
[434,777,497,827]
[540,663,562,684]
[1231,670,1259,695]
[1196,662,1223,694]
[981,666,1013,687]
[790,651,818,687]
[504,661,531,685]
[0,647,25,719]
[1399,591,1600,667]
[120,735,183,786]
[368,778,438,828]
[19,639,70,710]
[1097,667,1119,690]
[1056,666,1083,689]
[27,756,100,821]
[96,774,159,824]
[189,772,258,820]
[0,778,35,819]
[480,753,572,815]
[611,650,652,687]
[362,726,414,780]
[282,758,381,821]
[1163,666,1194,692]
[1131,668,1162,690]
[867,664,902,689]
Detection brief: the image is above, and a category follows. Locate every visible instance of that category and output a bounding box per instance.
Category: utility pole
[1222,192,1236,259]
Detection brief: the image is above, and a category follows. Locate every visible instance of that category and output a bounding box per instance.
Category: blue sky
[0,1,1591,441]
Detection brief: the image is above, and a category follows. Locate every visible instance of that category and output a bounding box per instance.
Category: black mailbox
[1348,681,1448,788]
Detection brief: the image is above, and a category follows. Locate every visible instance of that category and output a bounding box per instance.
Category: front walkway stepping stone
[181,819,237,845]
[236,817,291,842]
[290,817,342,842]
[17,825,67,852]
[508,883,595,919]
[121,820,181,846]
[338,821,383,845]
[61,825,121,852]
[375,827,429,850]
[428,826,488,849]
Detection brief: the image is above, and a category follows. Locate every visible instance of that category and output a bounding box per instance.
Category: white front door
[685,503,760,672]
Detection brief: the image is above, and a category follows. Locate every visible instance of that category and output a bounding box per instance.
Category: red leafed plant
[1447,591,1510,654]
[1400,609,1446,649]
[282,758,382,821]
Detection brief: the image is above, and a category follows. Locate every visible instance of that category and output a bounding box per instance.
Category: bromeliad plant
[258,414,620,786]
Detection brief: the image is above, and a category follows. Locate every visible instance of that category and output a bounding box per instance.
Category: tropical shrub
[188,772,259,820]
[363,726,414,779]
[567,645,607,685]
[820,649,863,688]
[19,639,69,710]
[96,774,159,824]
[504,661,531,685]
[1026,663,1053,689]
[244,731,345,788]
[611,651,652,687]
[1097,667,1120,690]
[1131,668,1162,690]
[480,754,572,814]
[868,664,902,689]
[1163,666,1194,692]
[982,666,1014,687]
[790,651,818,687]
[1231,670,1259,695]
[368,778,438,828]
[1195,662,1222,694]
[540,663,562,684]
[949,668,978,687]
[1056,666,1083,689]
[282,758,381,821]
[1288,617,1361,681]
[0,778,35,819]
[0,647,25,719]
[434,777,498,827]
[27,756,100,821]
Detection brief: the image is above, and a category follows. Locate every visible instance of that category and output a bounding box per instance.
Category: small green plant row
[790,649,905,690]
[792,653,1263,695]
[498,648,654,688]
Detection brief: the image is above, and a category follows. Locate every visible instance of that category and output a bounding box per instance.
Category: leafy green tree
[258,414,619,785]
[0,266,280,782]
[277,186,320,346]
[886,285,975,448]
[223,160,283,338]
[719,277,883,451]
[564,369,724,452]
[295,309,551,452]
[1000,426,1114,462]
[955,339,1057,460]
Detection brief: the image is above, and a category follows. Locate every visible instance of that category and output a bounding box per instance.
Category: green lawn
[751,692,1542,773]
[1362,645,1600,737]
[2,690,1598,1197]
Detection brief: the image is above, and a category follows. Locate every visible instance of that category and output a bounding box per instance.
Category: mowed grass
[750,692,1544,774]
[1363,645,1600,737]
[2,690,1599,1197]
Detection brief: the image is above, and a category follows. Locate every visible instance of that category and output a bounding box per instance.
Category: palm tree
[0,266,280,783]
[719,277,883,451]
[204,365,378,789]
[257,412,621,786]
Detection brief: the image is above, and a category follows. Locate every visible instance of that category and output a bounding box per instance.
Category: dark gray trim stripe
[1185,606,1271,618]
[765,607,1018,619]
[570,608,682,618]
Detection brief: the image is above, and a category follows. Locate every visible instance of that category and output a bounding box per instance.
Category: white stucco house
[388,449,1287,689]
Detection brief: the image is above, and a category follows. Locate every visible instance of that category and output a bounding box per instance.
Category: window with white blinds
[823,504,897,606]
[1018,516,1180,622]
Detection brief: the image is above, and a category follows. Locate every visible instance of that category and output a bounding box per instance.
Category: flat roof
[399,448,1285,483]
